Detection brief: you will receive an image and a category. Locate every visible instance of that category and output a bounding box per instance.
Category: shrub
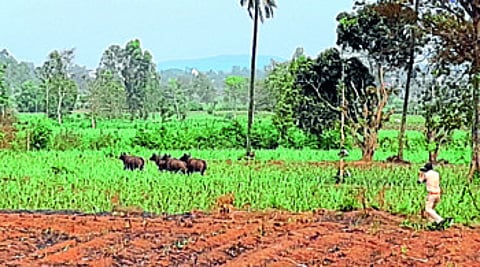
[29,118,53,150]
[52,129,83,151]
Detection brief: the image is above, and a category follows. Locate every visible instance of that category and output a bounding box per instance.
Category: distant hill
[158,54,287,72]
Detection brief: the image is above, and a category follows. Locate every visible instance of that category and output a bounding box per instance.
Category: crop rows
[0,150,478,224]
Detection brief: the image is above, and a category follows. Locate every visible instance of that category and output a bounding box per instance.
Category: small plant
[29,118,53,150]
[52,129,83,151]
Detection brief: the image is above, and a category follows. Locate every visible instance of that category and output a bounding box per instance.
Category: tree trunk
[233,98,237,119]
[173,94,180,120]
[57,91,63,125]
[426,125,436,163]
[362,146,375,162]
[429,147,439,163]
[91,114,96,129]
[469,9,480,181]
[26,130,30,151]
[246,0,260,155]
[362,130,377,162]
[397,0,419,160]
[45,83,49,118]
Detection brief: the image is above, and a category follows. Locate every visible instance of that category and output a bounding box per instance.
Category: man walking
[417,162,452,228]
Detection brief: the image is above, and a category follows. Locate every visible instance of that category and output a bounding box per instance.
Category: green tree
[240,0,277,155]
[16,80,43,112]
[416,64,472,163]
[254,79,275,111]
[144,70,163,119]
[156,83,176,122]
[191,72,216,110]
[0,49,38,93]
[268,48,391,161]
[265,59,302,143]
[337,0,421,160]
[88,70,126,126]
[224,75,247,118]
[296,49,383,161]
[122,40,152,119]
[0,64,10,118]
[37,49,78,124]
[98,40,157,120]
[421,0,480,179]
[166,78,187,120]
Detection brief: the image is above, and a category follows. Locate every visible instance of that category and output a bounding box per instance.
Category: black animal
[179,153,207,175]
[162,154,188,174]
[149,153,168,171]
[119,152,145,171]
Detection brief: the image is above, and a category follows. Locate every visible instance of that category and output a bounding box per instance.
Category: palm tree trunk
[246,0,259,155]
[397,0,419,160]
[469,9,480,181]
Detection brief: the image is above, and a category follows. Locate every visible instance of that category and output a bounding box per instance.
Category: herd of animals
[118,152,207,175]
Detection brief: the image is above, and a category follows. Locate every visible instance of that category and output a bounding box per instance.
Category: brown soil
[0,209,479,266]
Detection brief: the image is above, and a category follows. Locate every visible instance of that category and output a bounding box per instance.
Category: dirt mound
[0,209,479,266]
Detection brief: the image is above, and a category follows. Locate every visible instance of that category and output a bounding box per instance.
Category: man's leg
[425,194,443,223]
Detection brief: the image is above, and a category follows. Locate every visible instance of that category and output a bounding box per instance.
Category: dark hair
[420,162,433,172]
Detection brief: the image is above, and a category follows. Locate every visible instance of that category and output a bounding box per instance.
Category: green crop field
[1,112,479,225]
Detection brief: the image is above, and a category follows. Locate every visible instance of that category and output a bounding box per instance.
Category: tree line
[2,0,480,178]
[265,0,479,179]
[0,41,276,126]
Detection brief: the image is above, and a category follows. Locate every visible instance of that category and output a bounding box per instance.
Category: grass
[1,112,478,226]
[0,149,478,224]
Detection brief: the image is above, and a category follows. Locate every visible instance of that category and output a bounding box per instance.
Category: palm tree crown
[240,0,277,23]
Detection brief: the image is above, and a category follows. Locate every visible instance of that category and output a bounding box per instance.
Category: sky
[0,0,353,69]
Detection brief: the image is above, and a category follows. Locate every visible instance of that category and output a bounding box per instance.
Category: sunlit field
[0,112,476,225]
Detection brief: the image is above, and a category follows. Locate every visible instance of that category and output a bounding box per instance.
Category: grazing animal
[162,154,188,174]
[179,153,207,175]
[119,152,145,171]
[149,153,167,171]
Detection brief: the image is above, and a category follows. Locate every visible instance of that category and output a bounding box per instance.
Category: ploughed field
[1,209,479,266]
[1,148,480,266]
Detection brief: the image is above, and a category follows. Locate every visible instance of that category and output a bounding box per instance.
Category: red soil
[0,209,479,266]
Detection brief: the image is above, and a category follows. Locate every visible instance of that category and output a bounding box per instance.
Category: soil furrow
[0,210,477,266]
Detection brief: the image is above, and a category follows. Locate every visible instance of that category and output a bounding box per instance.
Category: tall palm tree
[240,0,277,157]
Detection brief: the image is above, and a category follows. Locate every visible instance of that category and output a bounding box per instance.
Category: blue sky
[0,0,353,68]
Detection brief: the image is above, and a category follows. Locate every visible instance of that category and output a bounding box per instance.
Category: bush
[52,129,83,151]
[29,119,53,150]
[87,130,124,150]
[131,127,163,149]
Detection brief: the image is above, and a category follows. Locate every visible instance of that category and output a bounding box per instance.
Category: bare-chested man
[417,162,452,227]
